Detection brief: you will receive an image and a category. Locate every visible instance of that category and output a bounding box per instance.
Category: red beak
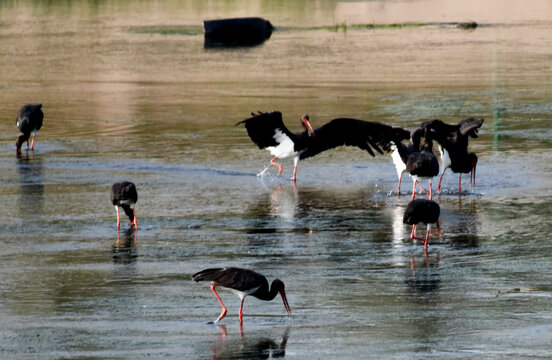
[280,290,291,315]
[302,115,315,137]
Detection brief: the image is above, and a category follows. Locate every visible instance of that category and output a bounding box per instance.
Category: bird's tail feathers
[192,268,224,282]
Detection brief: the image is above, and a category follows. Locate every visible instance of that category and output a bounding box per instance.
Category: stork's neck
[254,280,283,301]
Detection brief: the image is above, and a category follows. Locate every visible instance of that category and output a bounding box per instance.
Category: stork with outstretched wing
[237,111,410,182]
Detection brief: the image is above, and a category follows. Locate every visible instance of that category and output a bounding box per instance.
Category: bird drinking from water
[192,267,291,326]
[111,181,138,230]
[15,104,43,156]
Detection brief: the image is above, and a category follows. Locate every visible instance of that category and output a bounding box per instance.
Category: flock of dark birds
[15,104,483,326]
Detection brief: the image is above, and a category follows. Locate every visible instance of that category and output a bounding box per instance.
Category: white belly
[230,285,261,299]
[390,145,406,178]
[266,129,296,159]
[439,145,451,173]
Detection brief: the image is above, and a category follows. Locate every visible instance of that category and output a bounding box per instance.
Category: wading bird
[111,181,138,230]
[192,267,291,325]
[403,199,441,251]
[237,111,410,182]
[390,125,439,198]
[405,132,440,200]
[425,118,484,193]
[16,104,43,155]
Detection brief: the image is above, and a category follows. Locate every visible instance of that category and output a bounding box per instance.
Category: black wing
[425,119,461,149]
[192,267,267,292]
[236,111,295,149]
[300,118,410,160]
[458,117,484,138]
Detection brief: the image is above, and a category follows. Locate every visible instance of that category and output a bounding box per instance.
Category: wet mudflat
[1,1,552,359]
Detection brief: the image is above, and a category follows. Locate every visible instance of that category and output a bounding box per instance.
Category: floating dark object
[203,17,273,47]
[457,21,478,30]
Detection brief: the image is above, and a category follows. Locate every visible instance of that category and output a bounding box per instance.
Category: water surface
[1,1,551,359]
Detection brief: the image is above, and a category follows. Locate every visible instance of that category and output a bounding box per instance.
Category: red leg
[116,207,121,229]
[292,163,297,182]
[270,157,283,176]
[238,297,245,325]
[458,174,462,194]
[428,180,433,200]
[436,220,441,236]
[411,224,427,242]
[437,169,446,193]
[424,227,430,251]
[30,133,37,150]
[210,284,227,323]
[416,182,427,193]
[397,174,402,195]
[411,180,417,200]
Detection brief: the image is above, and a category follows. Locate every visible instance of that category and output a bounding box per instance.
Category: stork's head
[15,134,28,156]
[301,114,315,137]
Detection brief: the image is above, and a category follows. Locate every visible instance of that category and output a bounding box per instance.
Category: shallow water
[1,1,552,359]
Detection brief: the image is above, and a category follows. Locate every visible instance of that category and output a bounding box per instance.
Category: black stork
[111,181,138,230]
[236,111,410,182]
[15,104,43,155]
[403,199,441,251]
[390,125,439,198]
[405,130,440,200]
[192,267,291,325]
[425,118,484,194]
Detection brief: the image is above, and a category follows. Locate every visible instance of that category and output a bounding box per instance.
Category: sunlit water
[1,1,551,359]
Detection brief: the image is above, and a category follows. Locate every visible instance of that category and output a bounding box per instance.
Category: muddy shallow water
[1,1,552,359]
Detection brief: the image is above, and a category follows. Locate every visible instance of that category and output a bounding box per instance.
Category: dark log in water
[203,17,273,47]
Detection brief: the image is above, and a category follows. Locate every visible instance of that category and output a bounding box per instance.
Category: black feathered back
[111,181,138,206]
[192,267,269,294]
[403,199,440,225]
[16,104,43,134]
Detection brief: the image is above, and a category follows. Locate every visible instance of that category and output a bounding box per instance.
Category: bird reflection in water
[245,182,309,245]
[17,153,44,216]
[112,228,138,264]
[267,184,298,220]
[447,203,480,250]
[406,251,441,294]
[457,194,478,213]
[211,325,289,359]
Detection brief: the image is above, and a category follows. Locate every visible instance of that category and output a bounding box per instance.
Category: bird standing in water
[403,199,441,251]
[111,181,138,230]
[405,131,440,200]
[425,117,484,194]
[192,267,291,326]
[16,104,43,155]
